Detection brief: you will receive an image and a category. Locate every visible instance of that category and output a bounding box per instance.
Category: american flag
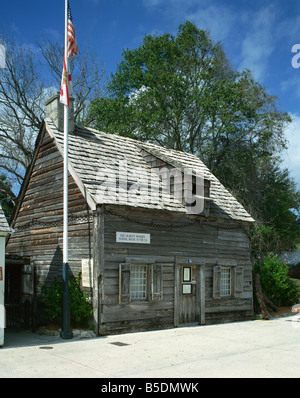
[60,1,78,106]
[67,0,78,59]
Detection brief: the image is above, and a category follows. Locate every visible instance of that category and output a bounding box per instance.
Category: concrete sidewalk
[0,314,299,378]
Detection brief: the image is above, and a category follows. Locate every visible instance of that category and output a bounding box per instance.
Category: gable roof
[43,118,254,223]
[0,206,10,235]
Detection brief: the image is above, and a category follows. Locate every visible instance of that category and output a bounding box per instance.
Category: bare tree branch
[0,29,105,201]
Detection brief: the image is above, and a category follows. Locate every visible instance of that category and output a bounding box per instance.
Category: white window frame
[220,267,232,297]
[130,264,147,301]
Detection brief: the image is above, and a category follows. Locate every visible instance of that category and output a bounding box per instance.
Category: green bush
[255,253,300,306]
[69,273,93,329]
[288,263,300,279]
[39,273,93,329]
[39,278,63,325]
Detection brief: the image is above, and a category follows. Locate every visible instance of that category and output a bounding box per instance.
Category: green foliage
[292,278,300,294]
[251,224,282,257]
[288,263,300,280]
[255,253,300,306]
[39,273,93,329]
[69,273,93,328]
[39,278,62,324]
[250,167,300,252]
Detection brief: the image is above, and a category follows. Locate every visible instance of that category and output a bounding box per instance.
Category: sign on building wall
[81,259,93,288]
[116,232,151,244]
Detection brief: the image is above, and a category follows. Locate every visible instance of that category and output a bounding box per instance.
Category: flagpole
[61,0,73,340]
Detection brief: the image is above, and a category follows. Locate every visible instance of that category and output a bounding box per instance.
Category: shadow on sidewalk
[2,329,104,349]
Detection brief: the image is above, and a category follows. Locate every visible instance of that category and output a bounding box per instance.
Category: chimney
[45,92,75,133]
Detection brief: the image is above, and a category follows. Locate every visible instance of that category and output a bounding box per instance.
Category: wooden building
[6,93,255,335]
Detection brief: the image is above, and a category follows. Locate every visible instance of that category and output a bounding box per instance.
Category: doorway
[5,264,22,329]
[175,262,205,326]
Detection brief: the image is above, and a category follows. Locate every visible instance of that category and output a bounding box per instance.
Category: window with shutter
[213,266,221,299]
[213,262,244,299]
[220,267,232,297]
[119,263,164,303]
[234,266,244,298]
[131,265,147,301]
[151,264,163,301]
[119,263,131,304]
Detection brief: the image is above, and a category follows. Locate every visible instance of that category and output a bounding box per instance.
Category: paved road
[0,314,299,378]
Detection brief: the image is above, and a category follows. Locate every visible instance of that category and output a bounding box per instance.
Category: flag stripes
[67,0,78,58]
[60,0,78,107]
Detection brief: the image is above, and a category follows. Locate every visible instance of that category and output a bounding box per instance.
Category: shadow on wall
[38,245,74,290]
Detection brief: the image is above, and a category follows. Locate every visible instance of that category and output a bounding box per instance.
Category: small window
[183,267,191,282]
[182,284,192,295]
[119,263,163,304]
[130,265,147,301]
[220,267,231,297]
[182,267,192,295]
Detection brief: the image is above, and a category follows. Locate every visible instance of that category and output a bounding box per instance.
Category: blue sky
[2,0,300,189]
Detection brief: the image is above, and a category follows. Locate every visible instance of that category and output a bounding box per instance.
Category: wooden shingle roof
[0,206,10,235]
[45,119,254,223]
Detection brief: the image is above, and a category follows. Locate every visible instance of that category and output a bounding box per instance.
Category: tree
[89,22,289,166]
[0,29,104,200]
[89,21,299,252]
[0,32,44,189]
[0,174,15,219]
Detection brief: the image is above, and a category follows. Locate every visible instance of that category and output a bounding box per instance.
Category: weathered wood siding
[99,205,253,335]
[6,131,93,293]
[6,128,253,335]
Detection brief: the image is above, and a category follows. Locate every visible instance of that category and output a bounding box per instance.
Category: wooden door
[175,264,205,325]
[179,265,200,324]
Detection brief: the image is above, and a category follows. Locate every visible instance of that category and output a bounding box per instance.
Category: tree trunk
[255,274,269,320]
[263,293,278,312]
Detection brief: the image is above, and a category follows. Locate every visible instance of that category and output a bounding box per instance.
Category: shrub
[39,273,93,329]
[39,278,62,325]
[69,273,93,329]
[255,253,300,306]
[288,263,300,280]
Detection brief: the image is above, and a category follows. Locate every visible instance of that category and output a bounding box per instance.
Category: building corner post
[93,205,105,336]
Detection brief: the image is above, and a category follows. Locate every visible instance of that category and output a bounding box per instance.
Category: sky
[1,0,300,190]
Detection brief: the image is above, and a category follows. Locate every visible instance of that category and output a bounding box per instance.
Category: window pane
[131,265,147,300]
[182,284,192,295]
[183,267,191,282]
[220,267,231,296]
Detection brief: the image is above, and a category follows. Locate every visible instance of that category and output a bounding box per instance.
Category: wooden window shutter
[151,264,163,301]
[234,266,244,298]
[213,266,221,299]
[119,263,131,304]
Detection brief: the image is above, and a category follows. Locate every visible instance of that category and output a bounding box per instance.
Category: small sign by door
[0,267,3,281]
